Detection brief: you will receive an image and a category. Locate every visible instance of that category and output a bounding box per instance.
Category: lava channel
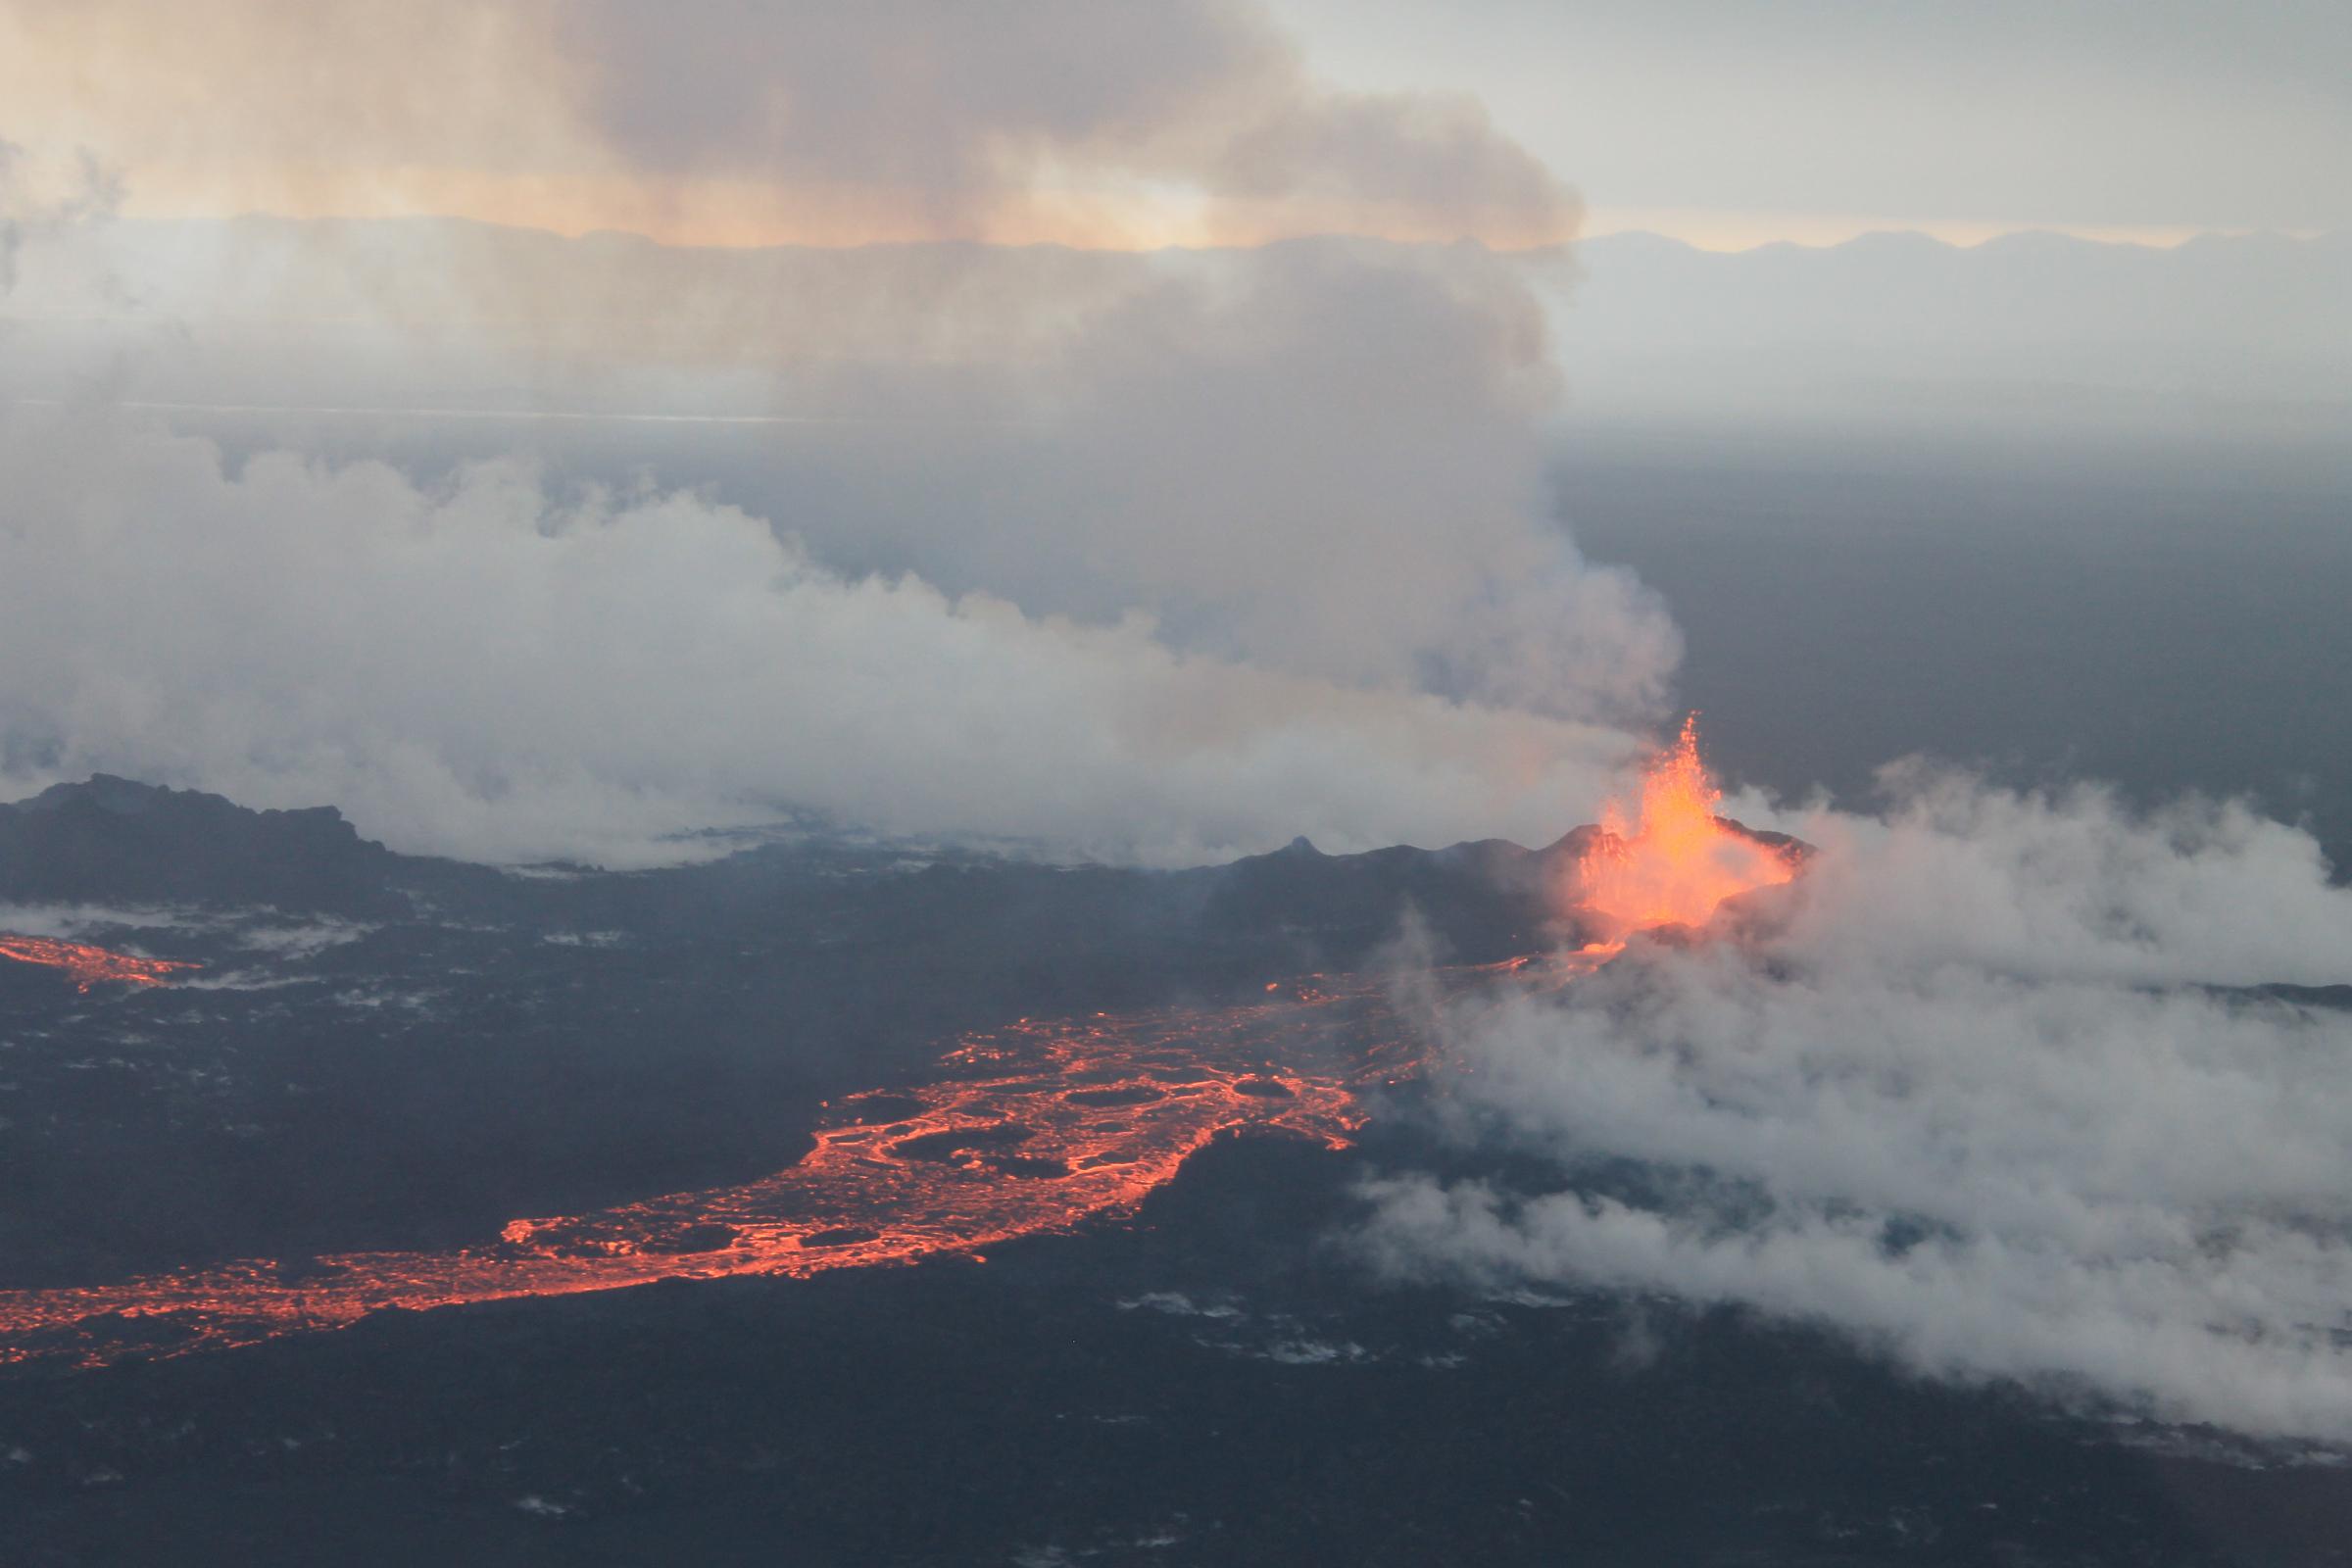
[0,735,1775,1375]
[0,933,201,991]
[0,966,1500,1372]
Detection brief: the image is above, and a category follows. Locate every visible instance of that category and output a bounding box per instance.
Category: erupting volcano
[0,737,1799,1376]
[1574,714,1796,934]
[0,934,200,991]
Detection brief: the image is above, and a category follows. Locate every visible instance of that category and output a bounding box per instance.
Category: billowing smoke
[878,242,1676,720]
[1362,770,2352,1444]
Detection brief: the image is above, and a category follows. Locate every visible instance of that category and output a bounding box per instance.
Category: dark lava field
[3,778,2349,1566]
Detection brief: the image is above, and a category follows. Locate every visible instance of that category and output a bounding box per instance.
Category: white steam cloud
[1364,773,2352,1445]
[1,134,1677,865]
[0,0,1670,867]
[0,398,1657,866]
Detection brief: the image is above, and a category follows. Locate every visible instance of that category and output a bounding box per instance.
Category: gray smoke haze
[2,0,1574,247]
[558,0,1572,242]
[0,139,122,294]
[925,243,1674,716]
[1364,772,2352,1444]
[0,0,1666,862]
[0,220,1680,862]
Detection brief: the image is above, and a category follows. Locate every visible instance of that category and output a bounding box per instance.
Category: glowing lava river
[0,934,201,991]
[0,961,1592,1374]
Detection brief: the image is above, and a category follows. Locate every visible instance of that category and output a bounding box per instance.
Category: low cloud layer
[0,399,1659,865]
[0,172,1678,865]
[1365,775,2352,1445]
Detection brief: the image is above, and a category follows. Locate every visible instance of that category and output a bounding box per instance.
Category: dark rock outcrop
[0,776,404,914]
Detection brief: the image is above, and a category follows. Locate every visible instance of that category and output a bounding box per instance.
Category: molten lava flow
[1576,713,1793,933]
[0,774,1771,1373]
[0,965,1541,1372]
[0,934,200,992]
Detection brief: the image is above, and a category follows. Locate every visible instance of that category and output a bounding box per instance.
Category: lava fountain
[1574,713,1795,934]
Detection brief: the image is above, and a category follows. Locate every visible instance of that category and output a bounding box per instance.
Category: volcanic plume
[1573,714,1796,934]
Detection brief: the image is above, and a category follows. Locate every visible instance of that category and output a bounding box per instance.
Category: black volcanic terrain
[0,778,1604,1285]
[3,779,2347,1566]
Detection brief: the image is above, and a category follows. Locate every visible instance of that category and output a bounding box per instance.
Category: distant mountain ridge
[1558,226,2352,424]
[0,775,1811,994]
[0,774,1622,974]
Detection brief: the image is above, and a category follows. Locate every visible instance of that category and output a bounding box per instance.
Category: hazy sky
[1276,0,2352,245]
[5,0,2342,249]
[0,0,1577,250]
